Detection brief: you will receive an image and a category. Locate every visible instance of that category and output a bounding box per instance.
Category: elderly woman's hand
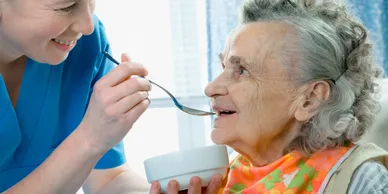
[150,175,223,194]
[78,53,151,155]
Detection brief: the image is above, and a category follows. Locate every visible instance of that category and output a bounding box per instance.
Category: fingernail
[169,180,178,189]
[142,91,149,99]
[190,176,201,185]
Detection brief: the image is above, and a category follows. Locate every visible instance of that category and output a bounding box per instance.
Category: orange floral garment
[219,144,355,194]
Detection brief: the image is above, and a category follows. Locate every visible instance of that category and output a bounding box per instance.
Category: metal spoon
[103,52,215,116]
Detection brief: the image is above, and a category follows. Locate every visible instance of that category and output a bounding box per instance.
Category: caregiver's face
[0,0,95,65]
[205,21,299,150]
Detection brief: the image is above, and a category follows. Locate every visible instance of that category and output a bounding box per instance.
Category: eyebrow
[218,53,254,68]
[56,0,78,4]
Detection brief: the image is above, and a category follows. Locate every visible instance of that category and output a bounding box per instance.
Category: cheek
[239,82,292,135]
[229,84,263,137]
[257,86,295,132]
[239,83,263,123]
[36,21,69,39]
[9,20,67,48]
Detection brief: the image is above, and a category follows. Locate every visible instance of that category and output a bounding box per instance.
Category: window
[94,0,213,180]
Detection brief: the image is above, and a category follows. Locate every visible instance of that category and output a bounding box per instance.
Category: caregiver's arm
[83,164,150,194]
[3,128,106,194]
[3,54,151,194]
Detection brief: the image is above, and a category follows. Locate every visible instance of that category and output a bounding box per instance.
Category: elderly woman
[151,0,388,193]
[202,0,388,193]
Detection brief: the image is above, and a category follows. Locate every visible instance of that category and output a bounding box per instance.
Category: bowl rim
[143,144,229,181]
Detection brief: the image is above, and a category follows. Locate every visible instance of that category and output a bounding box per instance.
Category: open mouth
[219,110,237,116]
[211,103,237,117]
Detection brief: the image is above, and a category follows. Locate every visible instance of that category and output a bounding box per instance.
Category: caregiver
[0,0,221,193]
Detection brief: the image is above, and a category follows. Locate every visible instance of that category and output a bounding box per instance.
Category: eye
[239,66,248,75]
[58,3,77,12]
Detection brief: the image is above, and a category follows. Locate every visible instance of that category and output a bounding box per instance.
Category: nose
[205,74,228,98]
[71,5,95,35]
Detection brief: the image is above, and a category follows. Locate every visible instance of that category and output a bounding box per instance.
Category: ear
[294,81,331,121]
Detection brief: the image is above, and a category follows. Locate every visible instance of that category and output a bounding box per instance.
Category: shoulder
[323,143,388,194]
[348,160,388,193]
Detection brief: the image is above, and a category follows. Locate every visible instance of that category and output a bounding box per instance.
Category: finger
[150,181,161,194]
[106,91,149,115]
[188,176,202,194]
[113,77,151,100]
[95,77,151,106]
[96,62,148,88]
[205,175,223,194]
[121,53,131,63]
[121,53,149,76]
[167,180,179,194]
[122,99,150,127]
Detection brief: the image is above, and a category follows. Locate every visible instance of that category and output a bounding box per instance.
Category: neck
[231,122,302,167]
[0,30,23,68]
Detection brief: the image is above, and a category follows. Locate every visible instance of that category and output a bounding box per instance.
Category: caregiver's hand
[80,53,151,154]
[150,175,223,194]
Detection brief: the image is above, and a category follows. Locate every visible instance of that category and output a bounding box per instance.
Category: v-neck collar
[0,58,52,165]
[15,58,52,119]
[0,74,21,168]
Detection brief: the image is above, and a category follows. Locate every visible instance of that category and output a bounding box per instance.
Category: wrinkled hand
[150,175,223,194]
[80,53,151,154]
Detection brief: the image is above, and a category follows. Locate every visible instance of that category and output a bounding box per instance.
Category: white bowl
[143,145,229,192]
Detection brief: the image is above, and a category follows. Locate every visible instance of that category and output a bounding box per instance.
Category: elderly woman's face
[205,22,301,151]
[0,0,95,64]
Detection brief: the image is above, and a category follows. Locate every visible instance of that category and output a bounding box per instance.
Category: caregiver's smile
[0,0,95,65]
[51,35,81,52]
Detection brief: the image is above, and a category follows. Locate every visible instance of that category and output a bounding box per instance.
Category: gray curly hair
[240,0,384,155]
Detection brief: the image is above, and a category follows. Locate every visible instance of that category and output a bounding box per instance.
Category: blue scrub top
[0,15,126,192]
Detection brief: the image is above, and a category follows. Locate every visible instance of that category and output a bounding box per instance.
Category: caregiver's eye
[58,3,77,12]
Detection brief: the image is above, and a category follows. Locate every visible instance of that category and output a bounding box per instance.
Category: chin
[29,52,67,65]
[211,128,234,145]
[41,54,68,65]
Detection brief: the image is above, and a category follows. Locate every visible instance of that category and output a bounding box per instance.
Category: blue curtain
[349,0,388,74]
[206,0,388,80]
[206,0,243,82]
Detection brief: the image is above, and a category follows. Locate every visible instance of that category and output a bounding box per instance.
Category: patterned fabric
[348,160,388,194]
[219,145,354,194]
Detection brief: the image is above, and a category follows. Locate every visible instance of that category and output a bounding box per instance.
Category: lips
[211,105,237,116]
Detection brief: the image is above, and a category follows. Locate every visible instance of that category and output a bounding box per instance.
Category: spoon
[102,52,215,116]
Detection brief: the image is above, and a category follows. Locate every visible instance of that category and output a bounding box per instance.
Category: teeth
[53,39,75,46]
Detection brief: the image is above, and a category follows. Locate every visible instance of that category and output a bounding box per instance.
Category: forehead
[224,21,297,67]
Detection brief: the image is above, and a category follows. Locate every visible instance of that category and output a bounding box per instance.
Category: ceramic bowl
[144,144,229,192]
